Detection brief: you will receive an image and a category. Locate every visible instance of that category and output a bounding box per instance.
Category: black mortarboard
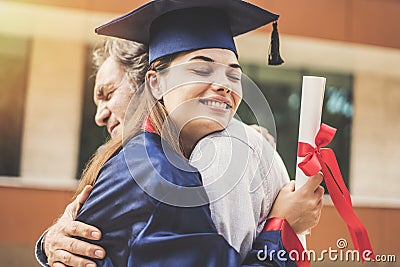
[96,0,284,65]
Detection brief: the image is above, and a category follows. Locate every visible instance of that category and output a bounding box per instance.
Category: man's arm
[249,124,276,149]
[35,185,106,267]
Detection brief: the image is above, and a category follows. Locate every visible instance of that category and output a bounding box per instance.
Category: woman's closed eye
[191,68,212,76]
[186,61,214,76]
[227,72,241,81]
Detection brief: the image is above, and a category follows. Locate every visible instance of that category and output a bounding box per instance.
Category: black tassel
[268,21,284,66]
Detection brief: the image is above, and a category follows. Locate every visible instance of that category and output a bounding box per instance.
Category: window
[238,64,353,189]
[0,35,30,176]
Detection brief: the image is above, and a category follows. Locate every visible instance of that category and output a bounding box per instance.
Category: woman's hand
[268,173,324,234]
[44,185,106,267]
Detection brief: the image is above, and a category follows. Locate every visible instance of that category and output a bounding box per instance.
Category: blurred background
[0,0,399,266]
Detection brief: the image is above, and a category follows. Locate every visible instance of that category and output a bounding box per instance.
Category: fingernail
[86,264,95,267]
[91,231,100,239]
[95,249,105,258]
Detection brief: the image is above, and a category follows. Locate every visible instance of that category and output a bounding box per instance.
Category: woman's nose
[211,82,232,95]
[210,69,237,95]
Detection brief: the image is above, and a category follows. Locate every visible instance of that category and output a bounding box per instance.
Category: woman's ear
[146,70,163,100]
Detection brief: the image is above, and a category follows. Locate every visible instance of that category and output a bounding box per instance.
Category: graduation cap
[95,0,284,65]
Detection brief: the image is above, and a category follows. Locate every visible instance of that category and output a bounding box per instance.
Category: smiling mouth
[199,99,232,110]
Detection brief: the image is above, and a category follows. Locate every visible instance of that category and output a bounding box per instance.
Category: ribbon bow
[298,123,375,262]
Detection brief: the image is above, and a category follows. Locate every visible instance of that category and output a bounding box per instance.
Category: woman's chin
[185,119,227,138]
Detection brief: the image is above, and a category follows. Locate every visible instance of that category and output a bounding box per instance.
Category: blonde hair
[74,51,182,198]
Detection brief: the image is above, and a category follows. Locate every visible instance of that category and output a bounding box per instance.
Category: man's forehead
[95,57,123,88]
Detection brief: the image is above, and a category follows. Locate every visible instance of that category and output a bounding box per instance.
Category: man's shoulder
[203,118,267,150]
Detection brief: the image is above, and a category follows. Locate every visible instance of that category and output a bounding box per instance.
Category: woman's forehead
[173,48,238,65]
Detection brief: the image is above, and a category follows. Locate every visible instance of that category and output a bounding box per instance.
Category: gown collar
[142,117,156,134]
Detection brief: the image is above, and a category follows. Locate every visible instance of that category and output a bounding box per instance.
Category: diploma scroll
[295,76,326,249]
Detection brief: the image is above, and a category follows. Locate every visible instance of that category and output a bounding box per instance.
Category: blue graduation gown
[74,132,306,267]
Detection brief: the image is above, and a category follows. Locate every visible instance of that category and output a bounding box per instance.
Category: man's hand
[268,173,324,234]
[249,124,276,149]
[44,185,106,267]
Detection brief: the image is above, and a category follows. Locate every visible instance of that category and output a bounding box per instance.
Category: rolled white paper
[295,76,326,249]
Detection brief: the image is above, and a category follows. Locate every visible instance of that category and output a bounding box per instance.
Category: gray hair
[92,38,149,90]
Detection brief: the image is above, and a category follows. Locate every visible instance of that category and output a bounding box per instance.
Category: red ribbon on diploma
[297,123,375,262]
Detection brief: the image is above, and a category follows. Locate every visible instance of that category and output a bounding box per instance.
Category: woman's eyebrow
[229,63,242,71]
[189,55,214,62]
[189,56,242,71]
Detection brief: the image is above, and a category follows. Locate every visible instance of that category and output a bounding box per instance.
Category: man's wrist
[35,231,50,267]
